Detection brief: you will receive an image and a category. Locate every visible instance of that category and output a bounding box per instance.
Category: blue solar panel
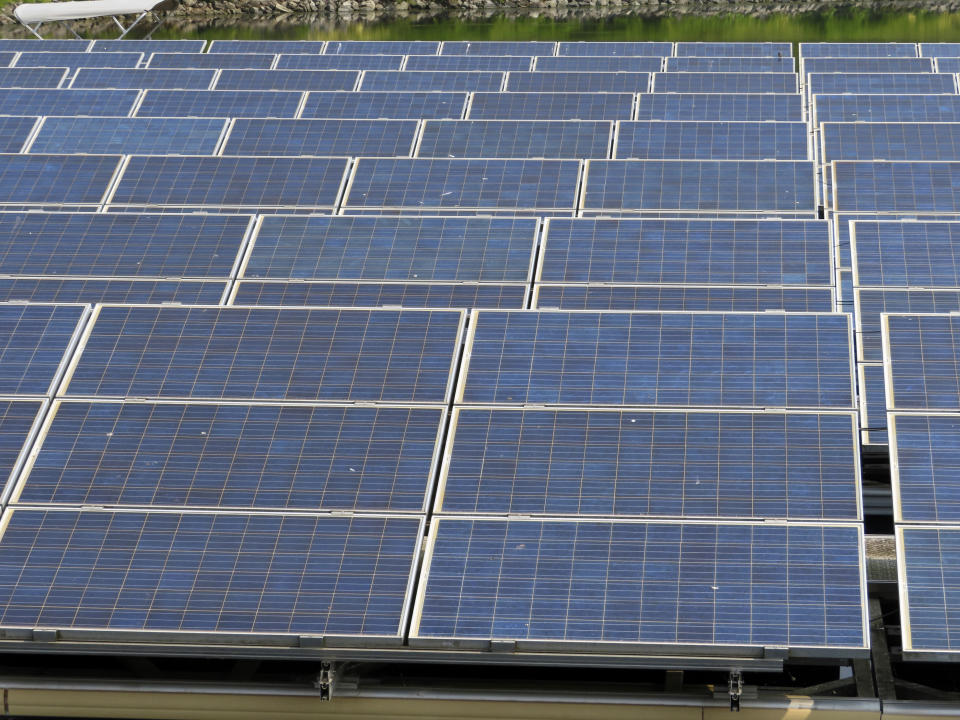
[891,414,960,523]
[243,215,537,282]
[0,40,90,52]
[534,285,835,311]
[506,72,649,93]
[437,408,860,520]
[899,526,960,653]
[302,91,467,120]
[441,41,555,56]
[468,92,633,120]
[360,71,503,92]
[136,90,302,118]
[557,42,673,56]
[418,120,611,159]
[635,93,803,121]
[459,311,854,408]
[0,212,251,277]
[147,52,275,70]
[933,58,960,73]
[800,42,918,58]
[653,72,798,93]
[0,68,67,88]
[822,123,960,163]
[90,39,206,53]
[581,160,815,214]
[207,40,325,54]
[676,42,792,57]
[813,95,960,124]
[838,269,853,315]
[534,56,662,72]
[539,218,831,285]
[0,400,43,495]
[884,313,960,411]
[802,58,933,74]
[30,117,226,156]
[856,290,960,362]
[0,116,37,153]
[109,156,348,211]
[920,43,960,57]
[833,161,960,213]
[615,121,808,160]
[0,279,227,305]
[342,158,580,213]
[0,89,138,116]
[808,73,956,95]
[852,221,960,288]
[325,41,439,55]
[665,57,794,72]
[231,281,528,309]
[14,401,445,512]
[413,518,866,650]
[0,304,87,396]
[277,54,403,71]
[859,363,887,445]
[0,508,423,637]
[70,68,215,90]
[406,56,532,72]
[0,154,120,207]
[65,306,464,403]
[15,52,142,70]
[223,119,418,157]
[214,69,357,92]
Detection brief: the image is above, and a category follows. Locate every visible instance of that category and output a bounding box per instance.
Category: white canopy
[15,0,168,24]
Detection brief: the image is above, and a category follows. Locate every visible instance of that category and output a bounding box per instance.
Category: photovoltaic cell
[890,414,960,523]
[822,123,960,163]
[342,158,580,213]
[556,42,673,56]
[615,121,808,160]
[223,119,417,158]
[0,116,37,153]
[0,279,227,305]
[920,43,960,57]
[0,303,86,396]
[534,286,835,312]
[90,39,206,53]
[301,92,466,120]
[14,52,142,70]
[109,156,348,211]
[243,215,537,282]
[807,73,956,95]
[665,57,794,72]
[360,71,503,92]
[417,120,611,159]
[852,221,960,288]
[231,282,528,309]
[277,54,403,71]
[0,154,120,207]
[406,56,532,72]
[467,92,633,120]
[801,58,933,74]
[0,400,43,490]
[0,40,89,52]
[413,518,866,650]
[581,160,815,214]
[207,40,325,54]
[30,117,226,156]
[535,56,662,72]
[441,42,555,56]
[0,68,67,88]
[833,161,960,213]
[15,401,445,513]
[459,311,854,409]
[0,89,138,117]
[136,90,302,118]
[71,68,215,90]
[653,72,798,93]
[214,69,357,92]
[324,40,439,55]
[883,313,960,411]
[676,42,792,57]
[437,408,860,520]
[800,42,918,57]
[933,58,960,73]
[635,94,803,121]
[506,72,649,93]
[857,290,960,363]
[147,52,276,70]
[859,363,887,445]
[813,95,960,124]
[0,508,423,638]
[65,306,464,403]
[899,526,960,653]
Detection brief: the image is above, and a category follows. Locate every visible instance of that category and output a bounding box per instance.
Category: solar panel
[406,56,532,72]
[832,213,946,268]
[108,156,348,212]
[0,40,90,52]
[412,518,867,651]
[301,91,467,120]
[833,161,960,213]
[459,311,854,408]
[147,52,276,70]
[0,89,138,117]
[676,42,792,57]
[64,306,464,403]
[557,42,673,56]
[581,160,815,215]
[851,221,960,288]
[136,90,302,119]
[0,508,423,638]
[342,158,580,213]
[665,57,794,72]
[436,408,860,520]
[538,218,831,285]
[800,42,918,57]
[360,71,503,92]
[222,119,418,158]
[635,93,803,121]
[13,400,445,513]
[534,56,663,72]
[70,68,215,90]
[231,281,528,309]
[890,414,960,523]
[856,290,960,362]
[214,69,357,92]
[883,313,960,411]
[0,212,251,277]
[90,39,206,53]
[898,526,960,654]
[243,215,537,282]
[207,40,325,54]
[467,92,633,120]
[807,73,956,95]
[277,54,403,71]
[822,123,960,163]
[0,68,67,89]
[801,58,933,74]
[615,121,808,160]
[933,58,960,73]
[0,400,44,498]
[325,40,439,55]
[14,52,142,70]
[0,153,121,207]
[813,95,960,124]
[0,303,87,396]
[533,285,835,311]
[505,72,649,93]
[417,120,612,159]
[920,43,960,57]
[441,42,555,56]
[838,269,853,315]
[0,116,37,153]
[30,117,227,156]
[0,279,227,305]
[858,363,887,445]
[653,72,798,93]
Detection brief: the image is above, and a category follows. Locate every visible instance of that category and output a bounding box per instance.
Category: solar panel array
[0,38,905,668]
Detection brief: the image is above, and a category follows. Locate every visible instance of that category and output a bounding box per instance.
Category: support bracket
[728,670,743,712]
[314,661,336,701]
